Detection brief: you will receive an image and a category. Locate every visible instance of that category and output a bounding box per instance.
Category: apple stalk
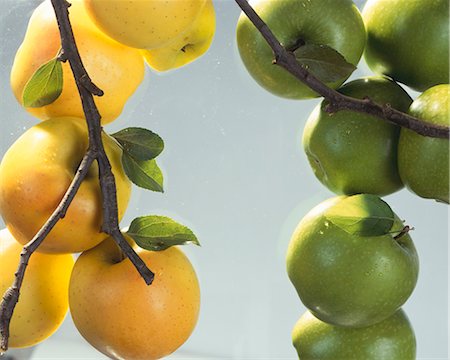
[235,0,449,139]
[0,0,154,353]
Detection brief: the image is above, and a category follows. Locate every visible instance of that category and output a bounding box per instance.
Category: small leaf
[324,194,395,237]
[122,153,164,192]
[294,44,356,83]
[22,58,63,108]
[127,215,200,251]
[112,127,164,161]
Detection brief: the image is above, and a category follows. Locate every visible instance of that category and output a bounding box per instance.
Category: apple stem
[286,38,306,53]
[234,0,449,139]
[0,0,154,353]
[394,225,413,241]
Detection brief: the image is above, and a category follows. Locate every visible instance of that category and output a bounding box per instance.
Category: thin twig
[1,153,95,353]
[0,0,154,353]
[235,0,449,139]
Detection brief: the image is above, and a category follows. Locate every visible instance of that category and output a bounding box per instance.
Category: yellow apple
[83,0,207,50]
[10,0,145,125]
[69,236,200,360]
[0,117,131,254]
[141,0,216,72]
[0,228,74,348]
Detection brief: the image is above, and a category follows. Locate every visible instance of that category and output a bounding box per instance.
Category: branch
[235,0,450,139]
[0,0,154,353]
[1,152,95,353]
[49,0,153,282]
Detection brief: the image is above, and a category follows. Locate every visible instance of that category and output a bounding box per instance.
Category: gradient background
[0,0,448,359]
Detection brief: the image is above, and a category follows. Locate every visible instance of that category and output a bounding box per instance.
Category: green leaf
[112,127,164,161]
[127,215,200,251]
[294,44,356,83]
[122,153,164,192]
[22,57,63,108]
[324,194,395,237]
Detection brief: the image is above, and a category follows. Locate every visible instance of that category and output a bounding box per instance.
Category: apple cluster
[0,0,216,359]
[236,0,448,358]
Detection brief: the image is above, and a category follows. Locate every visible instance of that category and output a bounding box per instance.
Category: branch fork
[0,0,153,353]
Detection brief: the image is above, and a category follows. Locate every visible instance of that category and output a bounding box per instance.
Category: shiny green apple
[398,84,450,203]
[303,76,412,196]
[363,0,449,91]
[236,0,366,99]
[292,309,416,359]
[286,195,419,328]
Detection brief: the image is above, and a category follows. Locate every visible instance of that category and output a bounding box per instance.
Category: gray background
[0,0,448,359]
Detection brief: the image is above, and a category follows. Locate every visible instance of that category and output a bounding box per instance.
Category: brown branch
[50,0,153,282]
[0,0,154,353]
[1,152,95,353]
[235,0,450,139]
[51,0,154,280]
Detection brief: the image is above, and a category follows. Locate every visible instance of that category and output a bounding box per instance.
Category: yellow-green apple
[303,76,412,196]
[0,117,131,254]
[363,0,449,91]
[293,309,416,359]
[236,0,366,99]
[398,84,450,203]
[69,236,200,360]
[10,0,145,125]
[82,0,207,49]
[286,195,419,328]
[141,0,216,72]
[0,228,74,348]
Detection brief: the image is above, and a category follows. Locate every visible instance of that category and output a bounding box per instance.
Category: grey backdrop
[0,0,448,359]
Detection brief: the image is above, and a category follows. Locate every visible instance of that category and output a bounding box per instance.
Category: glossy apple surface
[0,117,131,254]
[286,195,419,328]
[303,76,412,196]
[142,0,216,72]
[236,0,366,99]
[83,0,207,49]
[363,0,449,91]
[398,84,450,203]
[10,0,144,124]
[0,228,74,348]
[69,237,200,360]
[292,309,416,360]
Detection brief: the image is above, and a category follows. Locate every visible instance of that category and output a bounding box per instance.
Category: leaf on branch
[127,215,200,251]
[294,44,356,83]
[122,153,164,192]
[22,57,63,108]
[324,194,395,237]
[112,127,164,161]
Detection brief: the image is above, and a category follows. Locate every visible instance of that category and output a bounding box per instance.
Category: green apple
[236,0,366,99]
[398,84,450,203]
[302,76,412,196]
[141,0,215,72]
[286,195,419,328]
[292,309,416,360]
[363,0,449,91]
